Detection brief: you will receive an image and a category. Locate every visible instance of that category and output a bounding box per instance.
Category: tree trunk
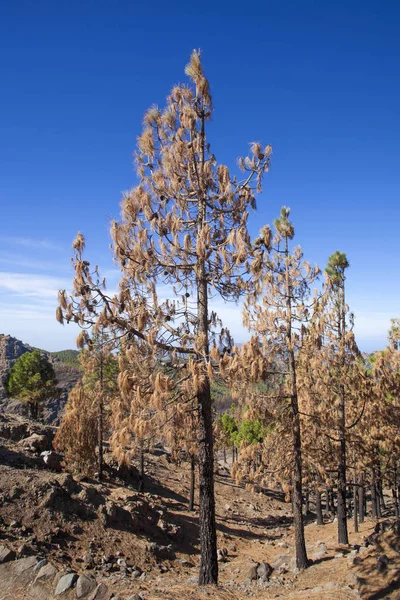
[223,446,226,464]
[29,401,38,420]
[196,176,218,584]
[189,456,195,511]
[283,234,308,569]
[98,397,104,480]
[304,489,309,515]
[337,285,349,545]
[316,488,323,525]
[138,446,144,492]
[98,349,104,480]
[232,445,235,465]
[353,479,358,533]
[377,462,385,510]
[359,473,365,524]
[371,470,378,520]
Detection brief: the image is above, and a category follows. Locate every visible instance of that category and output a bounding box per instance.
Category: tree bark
[138,446,144,492]
[337,284,349,545]
[316,488,323,525]
[359,473,365,524]
[284,236,308,569]
[189,456,195,511]
[371,470,378,520]
[196,143,218,584]
[353,480,358,533]
[98,350,104,481]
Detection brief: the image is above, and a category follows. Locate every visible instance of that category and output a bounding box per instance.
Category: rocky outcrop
[0,335,80,424]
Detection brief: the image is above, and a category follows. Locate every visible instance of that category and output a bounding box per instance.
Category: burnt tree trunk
[285,236,308,569]
[371,470,378,520]
[196,160,218,584]
[359,473,365,524]
[138,446,145,492]
[337,284,349,545]
[189,456,196,511]
[353,480,358,533]
[316,488,323,525]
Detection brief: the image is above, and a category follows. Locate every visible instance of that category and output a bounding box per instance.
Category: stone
[256,562,273,581]
[376,554,389,572]
[20,433,49,453]
[345,572,359,587]
[33,558,47,572]
[0,546,16,564]
[248,563,259,580]
[76,574,97,598]
[34,562,58,582]
[55,572,78,595]
[87,583,110,600]
[40,450,62,471]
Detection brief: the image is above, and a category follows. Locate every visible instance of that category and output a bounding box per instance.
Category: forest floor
[0,421,398,599]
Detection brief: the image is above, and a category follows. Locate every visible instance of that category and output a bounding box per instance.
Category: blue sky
[1,0,400,351]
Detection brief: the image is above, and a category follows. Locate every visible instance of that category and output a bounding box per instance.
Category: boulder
[87,582,110,600]
[76,574,97,598]
[377,554,389,572]
[40,450,62,471]
[256,561,273,581]
[20,433,49,453]
[34,562,58,582]
[0,545,16,564]
[55,572,78,595]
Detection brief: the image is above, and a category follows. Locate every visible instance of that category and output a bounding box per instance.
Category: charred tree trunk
[98,350,104,481]
[353,480,358,533]
[304,489,310,515]
[371,470,378,520]
[316,488,323,525]
[196,167,218,585]
[359,473,365,524]
[189,455,196,511]
[285,236,308,569]
[337,284,349,545]
[138,446,145,492]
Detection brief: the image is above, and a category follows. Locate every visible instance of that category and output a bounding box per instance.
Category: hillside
[0,415,396,599]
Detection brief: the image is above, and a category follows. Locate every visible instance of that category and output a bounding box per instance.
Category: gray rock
[33,558,47,572]
[40,450,62,471]
[76,574,97,598]
[248,563,258,580]
[34,562,58,582]
[55,572,78,595]
[377,554,389,572]
[87,583,110,600]
[0,546,16,564]
[20,433,49,453]
[11,556,37,574]
[256,562,273,581]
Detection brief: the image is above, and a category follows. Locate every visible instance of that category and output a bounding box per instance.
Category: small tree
[54,383,98,475]
[6,350,58,420]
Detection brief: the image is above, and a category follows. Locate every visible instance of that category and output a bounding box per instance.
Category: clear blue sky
[1,0,399,351]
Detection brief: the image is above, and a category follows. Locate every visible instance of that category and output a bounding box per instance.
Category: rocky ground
[0,415,398,600]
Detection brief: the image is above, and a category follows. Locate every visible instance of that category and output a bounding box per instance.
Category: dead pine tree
[241,207,320,569]
[56,50,271,585]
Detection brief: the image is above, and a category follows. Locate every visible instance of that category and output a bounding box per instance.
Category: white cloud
[0,236,65,252]
[0,272,68,299]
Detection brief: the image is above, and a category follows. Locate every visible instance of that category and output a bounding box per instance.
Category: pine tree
[56,51,271,584]
[6,350,59,420]
[54,383,98,475]
[239,207,319,569]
